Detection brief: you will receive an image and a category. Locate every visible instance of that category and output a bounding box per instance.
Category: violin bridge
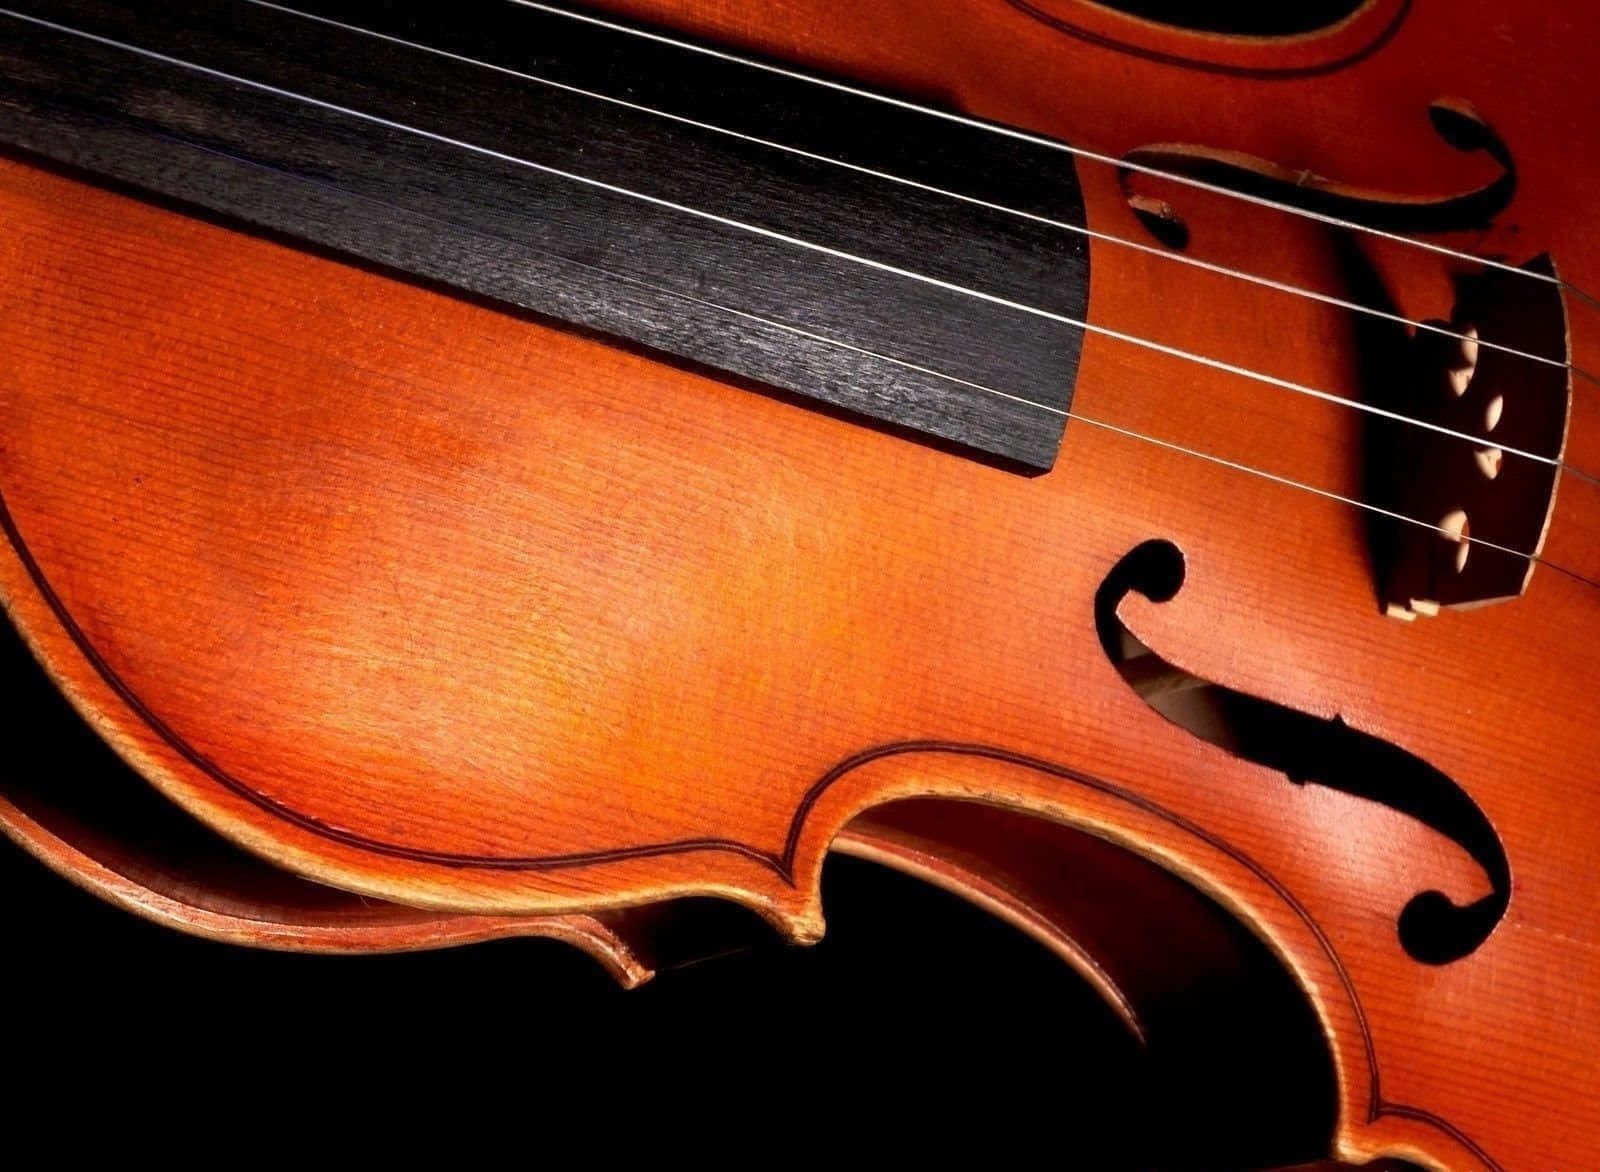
[1370,255,1571,619]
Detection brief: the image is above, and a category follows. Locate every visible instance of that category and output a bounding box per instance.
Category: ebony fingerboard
[0,0,1089,468]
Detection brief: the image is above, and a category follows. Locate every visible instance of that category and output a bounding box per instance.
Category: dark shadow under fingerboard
[0,0,1089,469]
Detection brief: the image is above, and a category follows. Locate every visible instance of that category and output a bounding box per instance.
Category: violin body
[1,2,1597,1166]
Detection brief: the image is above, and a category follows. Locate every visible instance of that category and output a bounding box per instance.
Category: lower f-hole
[1095,540,1511,966]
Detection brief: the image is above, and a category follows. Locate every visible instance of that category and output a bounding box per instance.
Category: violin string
[9,6,1578,477]
[245,0,1589,386]
[509,0,1600,310]
[1066,418,1600,592]
[80,126,1600,590]
[6,7,1597,583]
[8,4,1594,486]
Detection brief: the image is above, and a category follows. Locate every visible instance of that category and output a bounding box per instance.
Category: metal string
[3,5,1596,587]
[218,3,1600,487]
[244,0,1590,382]
[509,0,1600,308]
[248,0,1600,391]
[8,5,1583,476]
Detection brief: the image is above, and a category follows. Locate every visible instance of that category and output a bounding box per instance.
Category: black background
[5,823,1163,1161]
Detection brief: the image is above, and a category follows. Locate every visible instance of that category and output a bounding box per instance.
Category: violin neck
[0,0,1092,469]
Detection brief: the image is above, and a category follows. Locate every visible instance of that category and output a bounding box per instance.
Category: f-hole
[1093,540,1510,965]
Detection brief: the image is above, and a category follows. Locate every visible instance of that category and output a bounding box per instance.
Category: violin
[0,2,1596,1165]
